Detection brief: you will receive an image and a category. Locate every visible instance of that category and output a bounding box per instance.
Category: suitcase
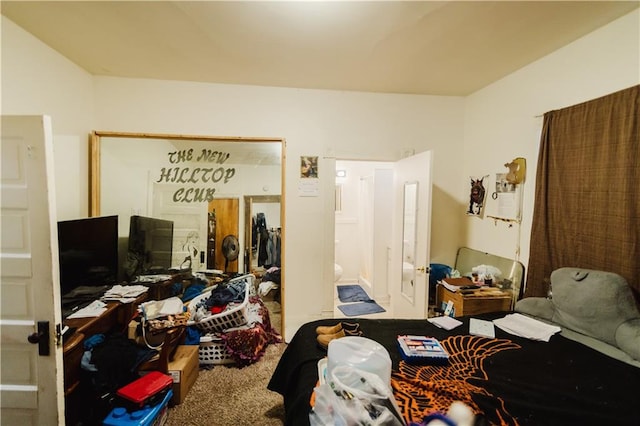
[116,371,173,410]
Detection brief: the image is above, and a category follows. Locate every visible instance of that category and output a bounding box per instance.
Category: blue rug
[337,284,372,303]
[337,300,386,316]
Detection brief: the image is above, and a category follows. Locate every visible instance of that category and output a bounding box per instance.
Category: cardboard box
[167,345,199,405]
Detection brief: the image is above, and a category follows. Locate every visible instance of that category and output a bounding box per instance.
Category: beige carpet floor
[166,300,286,425]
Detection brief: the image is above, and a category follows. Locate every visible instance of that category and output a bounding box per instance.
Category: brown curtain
[526,85,639,301]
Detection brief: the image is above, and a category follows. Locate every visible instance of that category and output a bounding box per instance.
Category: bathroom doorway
[333,152,433,319]
[334,160,394,316]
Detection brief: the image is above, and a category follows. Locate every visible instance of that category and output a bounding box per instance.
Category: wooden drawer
[63,332,85,395]
[436,285,512,317]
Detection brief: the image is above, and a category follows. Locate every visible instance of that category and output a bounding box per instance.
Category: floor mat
[337,300,386,316]
[337,284,372,303]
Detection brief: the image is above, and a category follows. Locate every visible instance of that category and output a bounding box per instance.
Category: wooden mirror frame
[89,130,286,332]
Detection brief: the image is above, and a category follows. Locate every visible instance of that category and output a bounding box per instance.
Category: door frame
[332,152,433,319]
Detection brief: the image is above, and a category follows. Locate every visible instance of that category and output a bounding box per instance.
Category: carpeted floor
[166,300,286,425]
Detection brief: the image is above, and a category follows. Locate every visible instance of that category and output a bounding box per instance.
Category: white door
[1,116,65,425]
[391,151,433,318]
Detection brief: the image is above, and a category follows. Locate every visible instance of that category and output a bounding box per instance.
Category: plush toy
[516,267,640,361]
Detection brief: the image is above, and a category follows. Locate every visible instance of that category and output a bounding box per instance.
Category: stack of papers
[66,300,107,319]
[469,318,495,338]
[428,315,463,330]
[493,313,561,342]
[440,277,474,292]
[102,284,149,303]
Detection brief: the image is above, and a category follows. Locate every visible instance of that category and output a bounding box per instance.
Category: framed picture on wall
[300,156,318,178]
[467,175,488,217]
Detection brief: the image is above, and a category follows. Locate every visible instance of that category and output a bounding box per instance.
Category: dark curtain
[526,85,639,301]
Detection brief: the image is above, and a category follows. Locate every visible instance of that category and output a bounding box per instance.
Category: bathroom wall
[335,160,393,301]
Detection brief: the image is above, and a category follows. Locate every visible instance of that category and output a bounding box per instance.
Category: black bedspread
[267,313,640,426]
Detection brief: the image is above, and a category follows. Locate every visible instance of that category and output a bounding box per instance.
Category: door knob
[27,331,43,344]
[26,321,50,356]
[415,266,431,273]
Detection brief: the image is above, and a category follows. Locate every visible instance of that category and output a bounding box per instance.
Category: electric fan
[221,234,240,272]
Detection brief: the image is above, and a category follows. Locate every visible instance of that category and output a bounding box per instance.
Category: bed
[268,266,640,426]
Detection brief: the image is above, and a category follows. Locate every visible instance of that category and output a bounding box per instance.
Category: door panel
[1,115,64,425]
[392,151,433,318]
[208,198,239,272]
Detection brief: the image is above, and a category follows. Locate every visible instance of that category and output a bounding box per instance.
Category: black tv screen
[127,215,174,278]
[57,215,119,296]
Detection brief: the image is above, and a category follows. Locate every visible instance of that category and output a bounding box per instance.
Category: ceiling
[2,1,638,96]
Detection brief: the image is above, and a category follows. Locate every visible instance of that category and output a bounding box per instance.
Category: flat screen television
[126,215,174,278]
[57,215,119,297]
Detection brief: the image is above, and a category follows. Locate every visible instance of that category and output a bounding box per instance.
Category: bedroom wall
[1,16,95,220]
[90,78,464,338]
[2,14,465,339]
[461,9,640,286]
[3,9,638,338]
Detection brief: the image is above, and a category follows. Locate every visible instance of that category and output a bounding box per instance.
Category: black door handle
[27,331,43,343]
[26,321,50,356]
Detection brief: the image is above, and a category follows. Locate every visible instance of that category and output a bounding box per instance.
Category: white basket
[198,334,234,365]
[189,274,253,333]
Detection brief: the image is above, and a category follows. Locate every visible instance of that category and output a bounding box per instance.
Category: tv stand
[63,294,146,424]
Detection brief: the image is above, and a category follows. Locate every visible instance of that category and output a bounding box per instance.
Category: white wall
[462,9,640,279]
[89,78,465,338]
[1,17,96,220]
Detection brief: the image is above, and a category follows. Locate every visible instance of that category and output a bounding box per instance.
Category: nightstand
[436,284,512,317]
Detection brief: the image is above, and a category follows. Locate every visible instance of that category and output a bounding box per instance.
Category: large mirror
[401,181,418,302]
[89,131,285,331]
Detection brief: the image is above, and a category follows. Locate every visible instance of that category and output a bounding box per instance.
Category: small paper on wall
[494,173,520,220]
[298,178,320,197]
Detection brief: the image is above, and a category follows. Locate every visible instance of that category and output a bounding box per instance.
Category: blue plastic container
[103,389,173,426]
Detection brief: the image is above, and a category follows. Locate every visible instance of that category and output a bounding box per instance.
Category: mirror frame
[89,131,286,332]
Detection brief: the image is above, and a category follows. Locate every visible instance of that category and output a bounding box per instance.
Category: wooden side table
[436,285,512,317]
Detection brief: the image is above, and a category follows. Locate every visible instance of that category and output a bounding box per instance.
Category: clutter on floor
[70,271,281,425]
[187,274,282,367]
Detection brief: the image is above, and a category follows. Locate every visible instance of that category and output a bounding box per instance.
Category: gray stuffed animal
[516,267,640,361]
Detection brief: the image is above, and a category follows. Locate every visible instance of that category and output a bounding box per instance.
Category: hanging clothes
[258,228,270,267]
[254,212,267,256]
[274,228,281,267]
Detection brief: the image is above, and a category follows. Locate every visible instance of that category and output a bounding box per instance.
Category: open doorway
[333,160,394,318]
[333,151,433,320]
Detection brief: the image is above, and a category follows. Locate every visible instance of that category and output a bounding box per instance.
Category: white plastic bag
[309,365,405,426]
[327,336,392,388]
